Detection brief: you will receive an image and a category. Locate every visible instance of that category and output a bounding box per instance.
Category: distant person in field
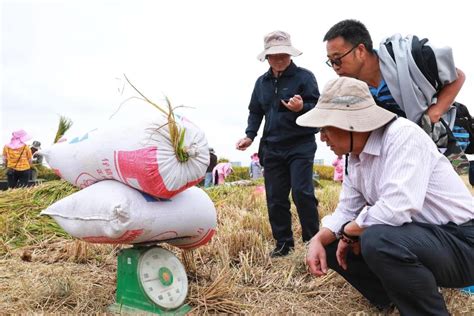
[249,153,263,180]
[204,147,218,188]
[212,161,233,185]
[297,77,473,315]
[236,30,320,257]
[29,140,44,181]
[332,155,344,183]
[30,140,43,165]
[3,129,33,188]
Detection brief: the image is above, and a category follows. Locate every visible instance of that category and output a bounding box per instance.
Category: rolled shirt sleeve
[321,169,367,234]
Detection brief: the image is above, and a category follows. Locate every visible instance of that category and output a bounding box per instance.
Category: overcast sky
[1,0,473,166]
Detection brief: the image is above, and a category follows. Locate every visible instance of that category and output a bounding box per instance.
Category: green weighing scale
[109,245,191,315]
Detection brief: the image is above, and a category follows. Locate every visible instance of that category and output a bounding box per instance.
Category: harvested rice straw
[123,74,189,162]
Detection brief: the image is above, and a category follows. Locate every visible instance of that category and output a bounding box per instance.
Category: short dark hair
[323,19,374,53]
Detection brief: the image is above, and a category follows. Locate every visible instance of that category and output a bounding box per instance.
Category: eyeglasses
[320,127,328,136]
[325,45,358,68]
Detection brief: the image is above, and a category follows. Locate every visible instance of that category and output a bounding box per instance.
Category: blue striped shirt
[369,79,406,118]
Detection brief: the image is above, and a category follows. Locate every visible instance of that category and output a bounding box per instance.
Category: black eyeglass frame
[325,45,358,67]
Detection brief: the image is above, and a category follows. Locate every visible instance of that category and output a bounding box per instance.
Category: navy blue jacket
[245,61,319,145]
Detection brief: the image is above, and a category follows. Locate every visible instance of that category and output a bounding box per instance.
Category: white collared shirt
[322,118,474,234]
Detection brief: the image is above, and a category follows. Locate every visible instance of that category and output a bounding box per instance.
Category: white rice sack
[41,101,209,199]
[40,180,217,249]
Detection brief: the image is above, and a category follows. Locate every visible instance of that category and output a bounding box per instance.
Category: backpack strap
[384,35,443,92]
[410,36,443,92]
[384,40,395,61]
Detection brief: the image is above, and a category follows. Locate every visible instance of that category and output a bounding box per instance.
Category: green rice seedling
[53,116,73,144]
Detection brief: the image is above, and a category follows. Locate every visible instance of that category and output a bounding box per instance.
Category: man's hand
[427,68,465,123]
[336,221,363,270]
[336,240,360,270]
[306,228,338,276]
[236,137,253,151]
[306,237,328,276]
[281,94,304,112]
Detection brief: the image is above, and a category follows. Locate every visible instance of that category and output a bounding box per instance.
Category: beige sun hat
[296,77,397,132]
[257,30,302,62]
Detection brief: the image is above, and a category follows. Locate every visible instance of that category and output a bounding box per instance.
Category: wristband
[337,221,359,243]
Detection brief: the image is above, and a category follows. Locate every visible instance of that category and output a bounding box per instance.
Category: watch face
[138,247,188,309]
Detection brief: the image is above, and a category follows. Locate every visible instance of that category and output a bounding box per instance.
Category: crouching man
[296,77,473,315]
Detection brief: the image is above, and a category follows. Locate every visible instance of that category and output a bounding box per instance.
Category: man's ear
[356,43,369,59]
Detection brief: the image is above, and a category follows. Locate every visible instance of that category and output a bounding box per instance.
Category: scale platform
[109,245,191,315]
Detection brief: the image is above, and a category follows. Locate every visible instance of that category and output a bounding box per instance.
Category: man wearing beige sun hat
[256,30,302,62]
[236,30,320,258]
[298,77,473,315]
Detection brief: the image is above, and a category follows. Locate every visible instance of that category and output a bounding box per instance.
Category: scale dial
[138,247,188,309]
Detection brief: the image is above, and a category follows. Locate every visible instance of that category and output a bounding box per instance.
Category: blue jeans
[204,172,213,188]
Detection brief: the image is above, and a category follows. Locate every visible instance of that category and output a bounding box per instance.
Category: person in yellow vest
[3,129,33,188]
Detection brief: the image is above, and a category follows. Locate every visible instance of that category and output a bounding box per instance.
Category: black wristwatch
[337,221,359,244]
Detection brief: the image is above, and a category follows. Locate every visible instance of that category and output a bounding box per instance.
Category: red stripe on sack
[115,146,204,199]
[176,229,216,250]
[82,229,144,244]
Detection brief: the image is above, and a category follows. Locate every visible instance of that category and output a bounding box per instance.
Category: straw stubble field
[0,179,473,314]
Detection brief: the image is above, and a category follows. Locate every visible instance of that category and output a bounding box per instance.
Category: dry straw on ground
[0,180,473,314]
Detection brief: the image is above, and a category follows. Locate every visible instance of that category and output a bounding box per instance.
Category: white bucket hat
[296,77,397,132]
[257,30,302,62]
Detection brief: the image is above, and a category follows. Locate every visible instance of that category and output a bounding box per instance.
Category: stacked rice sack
[40,99,217,249]
[41,181,216,249]
[41,101,209,199]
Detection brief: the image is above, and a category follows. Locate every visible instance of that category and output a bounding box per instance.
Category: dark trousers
[263,141,319,246]
[7,169,30,188]
[325,221,474,316]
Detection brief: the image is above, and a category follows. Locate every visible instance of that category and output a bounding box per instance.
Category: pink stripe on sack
[115,147,204,199]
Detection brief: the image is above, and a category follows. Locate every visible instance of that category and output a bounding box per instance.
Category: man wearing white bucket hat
[236,30,320,257]
[298,77,474,315]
